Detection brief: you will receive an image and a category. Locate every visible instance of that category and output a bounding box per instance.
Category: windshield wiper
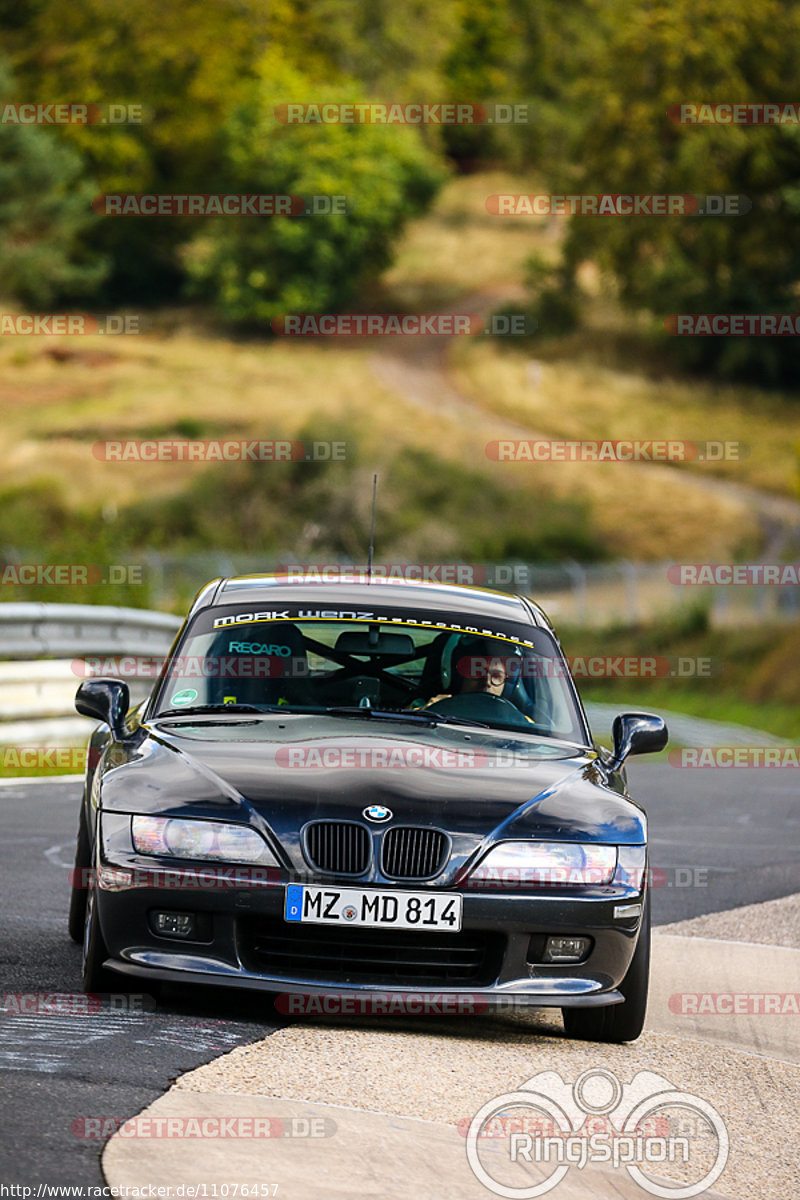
[313,707,491,729]
[155,704,281,718]
[423,713,491,729]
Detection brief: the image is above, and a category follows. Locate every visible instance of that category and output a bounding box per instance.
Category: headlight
[469,841,617,886]
[131,816,277,865]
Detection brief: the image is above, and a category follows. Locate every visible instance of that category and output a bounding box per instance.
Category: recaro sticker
[228,641,292,656]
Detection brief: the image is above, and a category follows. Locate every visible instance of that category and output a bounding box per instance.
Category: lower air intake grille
[304,821,370,875]
[239,919,503,987]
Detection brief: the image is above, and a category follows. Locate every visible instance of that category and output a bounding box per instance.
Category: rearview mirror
[334,631,415,657]
[75,678,130,741]
[608,712,668,770]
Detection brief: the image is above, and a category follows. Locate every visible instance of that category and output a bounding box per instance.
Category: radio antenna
[367,473,378,582]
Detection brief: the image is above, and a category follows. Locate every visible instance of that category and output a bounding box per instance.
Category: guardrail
[0,602,181,659]
[0,604,182,744]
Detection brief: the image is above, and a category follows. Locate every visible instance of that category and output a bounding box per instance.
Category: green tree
[185,54,446,324]
[439,0,592,171]
[2,0,274,301]
[270,0,461,102]
[0,56,106,306]
[549,0,800,383]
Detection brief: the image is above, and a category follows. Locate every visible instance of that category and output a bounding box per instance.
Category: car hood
[100,714,646,866]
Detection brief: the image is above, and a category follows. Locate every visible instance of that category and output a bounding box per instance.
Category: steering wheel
[426,691,557,735]
[426,692,527,722]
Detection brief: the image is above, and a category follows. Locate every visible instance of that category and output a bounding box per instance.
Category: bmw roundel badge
[363,804,392,823]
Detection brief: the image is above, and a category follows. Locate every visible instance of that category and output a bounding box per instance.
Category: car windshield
[151,605,587,742]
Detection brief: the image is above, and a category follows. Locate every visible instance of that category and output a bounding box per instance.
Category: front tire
[562,892,650,1044]
[81,883,116,993]
[68,807,91,943]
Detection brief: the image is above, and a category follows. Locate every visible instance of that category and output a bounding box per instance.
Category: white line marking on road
[45,842,72,869]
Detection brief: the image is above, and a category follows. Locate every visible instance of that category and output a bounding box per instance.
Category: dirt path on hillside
[368,288,800,557]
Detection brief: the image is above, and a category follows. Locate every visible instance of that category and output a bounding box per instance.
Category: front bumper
[93,830,646,1010]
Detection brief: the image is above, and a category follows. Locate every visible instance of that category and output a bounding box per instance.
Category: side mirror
[609,712,668,770]
[75,678,131,742]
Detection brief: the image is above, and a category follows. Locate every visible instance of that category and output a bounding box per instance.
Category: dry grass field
[0,171,797,566]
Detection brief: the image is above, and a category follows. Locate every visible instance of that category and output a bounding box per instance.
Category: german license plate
[284,884,462,931]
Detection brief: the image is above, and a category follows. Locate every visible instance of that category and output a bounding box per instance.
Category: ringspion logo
[466,1068,728,1198]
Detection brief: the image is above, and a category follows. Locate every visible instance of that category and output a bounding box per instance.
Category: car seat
[203,622,308,707]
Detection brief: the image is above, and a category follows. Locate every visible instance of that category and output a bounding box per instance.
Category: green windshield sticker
[170,688,198,707]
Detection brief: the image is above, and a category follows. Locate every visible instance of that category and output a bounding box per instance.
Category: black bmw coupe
[70,575,666,1042]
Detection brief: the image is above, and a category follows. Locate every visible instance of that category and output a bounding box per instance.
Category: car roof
[190,573,551,628]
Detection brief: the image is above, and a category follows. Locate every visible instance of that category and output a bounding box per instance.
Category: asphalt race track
[1,780,281,1187]
[628,759,800,922]
[1,765,797,1185]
